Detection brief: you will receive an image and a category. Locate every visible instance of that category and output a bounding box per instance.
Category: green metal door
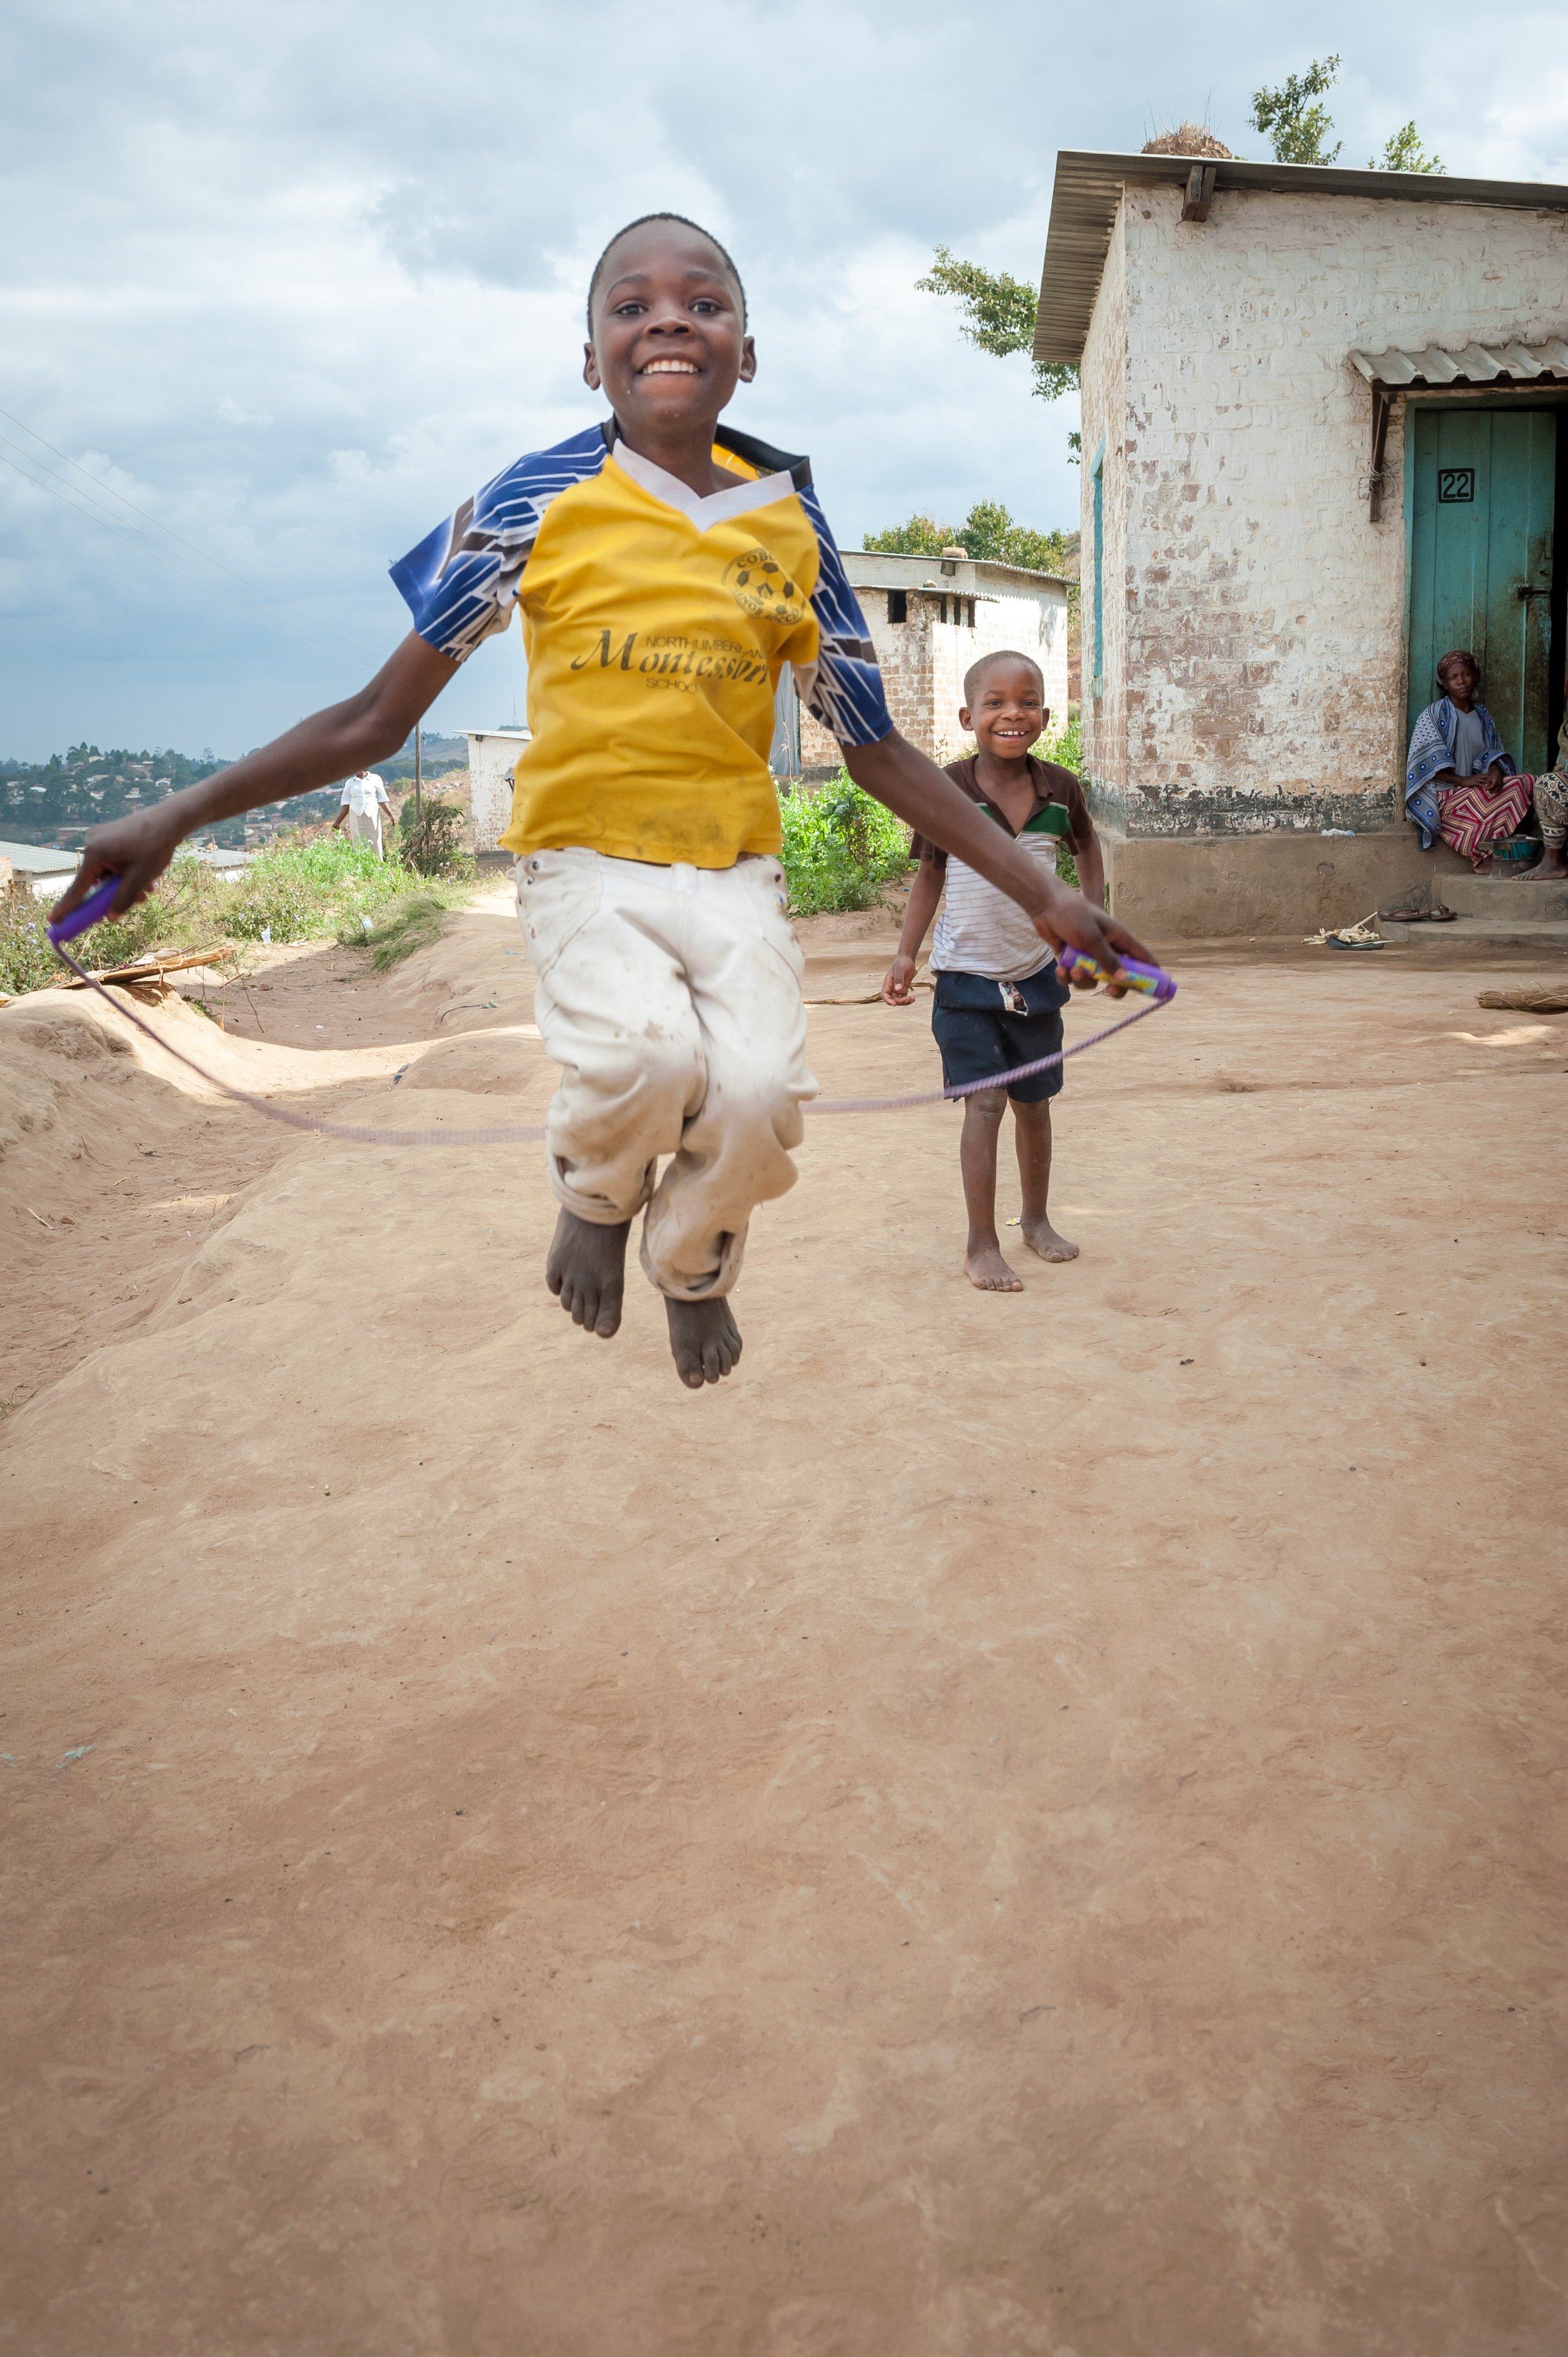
[1407,408,1556,771]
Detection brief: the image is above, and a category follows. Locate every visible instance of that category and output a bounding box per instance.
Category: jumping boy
[54,214,1152,1387]
[881,651,1102,1293]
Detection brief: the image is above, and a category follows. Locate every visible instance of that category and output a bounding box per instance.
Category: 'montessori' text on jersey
[392,421,892,868]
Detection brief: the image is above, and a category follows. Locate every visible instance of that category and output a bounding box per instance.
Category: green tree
[861,512,953,554]
[862,501,1074,577]
[916,246,1081,458]
[1371,120,1445,174]
[954,499,1015,559]
[1250,55,1342,164]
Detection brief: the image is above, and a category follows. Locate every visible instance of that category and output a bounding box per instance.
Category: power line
[0,404,306,609]
[0,446,323,646]
[0,404,357,652]
[0,431,299,614]
[0,446,271,600]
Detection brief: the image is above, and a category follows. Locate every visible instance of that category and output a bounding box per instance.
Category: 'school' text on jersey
[392,421,892,868]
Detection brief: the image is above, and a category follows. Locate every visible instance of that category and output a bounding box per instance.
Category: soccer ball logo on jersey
[723,548,805,626]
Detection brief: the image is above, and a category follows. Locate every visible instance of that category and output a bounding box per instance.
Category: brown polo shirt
[910,755,1094,866]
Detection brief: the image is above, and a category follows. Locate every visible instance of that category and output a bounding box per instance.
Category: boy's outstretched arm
[844,730,1154,982]
[881,856,942,1005]
[49,632,458,924]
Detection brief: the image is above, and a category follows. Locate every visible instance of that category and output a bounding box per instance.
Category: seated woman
[1405,650,1533,873]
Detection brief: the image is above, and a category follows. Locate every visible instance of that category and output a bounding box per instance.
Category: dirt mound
[2,943,1564,2352]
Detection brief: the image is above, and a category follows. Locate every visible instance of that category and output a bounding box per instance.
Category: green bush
[777,773,912,915]
[13,854,228,982]
[223,832,419,941]
[398,795,472,878]
[3,830,481,999]
[1045,707,1082,774]
[0,893,60,997]
[1039,709,1085,889]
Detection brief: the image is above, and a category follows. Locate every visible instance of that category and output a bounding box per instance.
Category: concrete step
[1425,871,1568,924]
[1377,913,1568,955]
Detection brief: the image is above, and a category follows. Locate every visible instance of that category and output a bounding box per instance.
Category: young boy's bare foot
[546,1209,629,1337]
[1020,1215,1079,1264]
[665,1297,743,1388]
[964,1244,1025,1292]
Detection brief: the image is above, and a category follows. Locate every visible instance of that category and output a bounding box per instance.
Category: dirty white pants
[517,847,817,1299]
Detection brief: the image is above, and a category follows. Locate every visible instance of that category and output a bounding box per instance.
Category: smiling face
[583,222,755,441]
[960,657,1048,759]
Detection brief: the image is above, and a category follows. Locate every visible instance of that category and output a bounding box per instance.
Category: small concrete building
[466,730,530,855]
[1038,151,1568,934]
[797,550,1071,777]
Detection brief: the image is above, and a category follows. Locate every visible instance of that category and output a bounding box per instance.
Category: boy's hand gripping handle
[1057,945,1177,1003]
[46,877,123,948]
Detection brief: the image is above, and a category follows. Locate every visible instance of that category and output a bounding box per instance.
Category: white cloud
[1,0,1563,755]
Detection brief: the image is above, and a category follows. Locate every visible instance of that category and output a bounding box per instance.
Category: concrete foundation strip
[45,939,1171,1147]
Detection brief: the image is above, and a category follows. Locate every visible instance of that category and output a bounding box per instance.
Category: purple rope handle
[44,936,1169,1145]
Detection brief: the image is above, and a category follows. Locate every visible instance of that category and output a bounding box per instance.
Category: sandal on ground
[1382,908,1429,922]
[1427,906,1457,923]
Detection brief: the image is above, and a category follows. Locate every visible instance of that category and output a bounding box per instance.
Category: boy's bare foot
[964,1244,1024,1292]
[1021,1215,1079,1264]
[546,1209,629,1338]
[665,1297,743,1388]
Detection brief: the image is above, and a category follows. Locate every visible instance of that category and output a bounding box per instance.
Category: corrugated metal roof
[843,552,1069,594]
[1035,151,1568,367]
[1350,340,1568,385]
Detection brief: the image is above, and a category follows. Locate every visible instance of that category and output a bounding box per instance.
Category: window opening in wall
[939,595,948,624]
[1091,440,1106,697]
[887,589,907,624]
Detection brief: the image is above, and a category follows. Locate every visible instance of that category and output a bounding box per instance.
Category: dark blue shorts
[931,965,1068,1103]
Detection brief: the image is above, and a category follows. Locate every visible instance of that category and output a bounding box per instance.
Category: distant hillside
[0,730,471,849]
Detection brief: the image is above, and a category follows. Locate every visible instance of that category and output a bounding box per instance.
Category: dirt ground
[2,887,1565,2356]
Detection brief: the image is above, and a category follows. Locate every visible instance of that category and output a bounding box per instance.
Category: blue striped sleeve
[797,484,893,746]
[390,425,610,664]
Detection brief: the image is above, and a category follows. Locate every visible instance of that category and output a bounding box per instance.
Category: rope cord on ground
[44,939,1172,1145]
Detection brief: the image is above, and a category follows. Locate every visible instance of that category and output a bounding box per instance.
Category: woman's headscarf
[1435,649,1476,687]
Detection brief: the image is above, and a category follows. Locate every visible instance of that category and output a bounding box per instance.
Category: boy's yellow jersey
[392,421,891,868]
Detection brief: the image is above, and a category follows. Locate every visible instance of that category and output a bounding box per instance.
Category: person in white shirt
[332,769,394,857]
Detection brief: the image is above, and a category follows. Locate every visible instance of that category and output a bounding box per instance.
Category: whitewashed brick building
[796,551,1070,777]
[1039,151,1568,934]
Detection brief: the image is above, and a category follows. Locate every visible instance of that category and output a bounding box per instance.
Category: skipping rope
[43,892,1175,1149]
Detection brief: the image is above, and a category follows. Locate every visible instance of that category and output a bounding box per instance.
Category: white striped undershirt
[928,830,1060,984]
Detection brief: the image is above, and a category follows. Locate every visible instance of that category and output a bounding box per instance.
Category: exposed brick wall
[797,574,1070,776]
[1076,184,1568,836]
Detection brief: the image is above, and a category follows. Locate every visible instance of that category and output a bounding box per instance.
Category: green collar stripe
[980,799,1071,839]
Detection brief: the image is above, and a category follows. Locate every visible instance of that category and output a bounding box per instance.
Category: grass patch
[339,893,450,970]
[0,893,60,997]
[1,829,479,999]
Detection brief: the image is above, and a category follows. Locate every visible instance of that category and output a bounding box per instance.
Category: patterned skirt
[1534,769,1568,848]
[1437,775,1533,867]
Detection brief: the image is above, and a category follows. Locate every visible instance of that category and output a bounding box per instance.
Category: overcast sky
[3,0,1565,760]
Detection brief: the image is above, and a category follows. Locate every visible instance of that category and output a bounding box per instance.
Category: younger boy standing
[881,652,1102,1292]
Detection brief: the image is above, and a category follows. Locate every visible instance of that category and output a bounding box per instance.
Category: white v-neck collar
[610,441,796,534]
